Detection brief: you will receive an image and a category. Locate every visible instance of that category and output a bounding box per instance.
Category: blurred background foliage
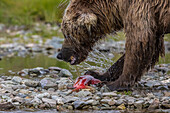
[0,0,67,25]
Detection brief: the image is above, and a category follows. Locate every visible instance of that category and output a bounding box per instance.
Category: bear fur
[57,0,170,91]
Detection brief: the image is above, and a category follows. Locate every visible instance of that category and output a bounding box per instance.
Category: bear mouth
[68,56,77,65]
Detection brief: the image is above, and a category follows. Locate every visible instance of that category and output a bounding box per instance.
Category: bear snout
[57,52,62,60]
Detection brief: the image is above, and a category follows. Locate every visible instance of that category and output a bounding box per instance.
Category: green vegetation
[117,91,132,95]
[0,0,67,25]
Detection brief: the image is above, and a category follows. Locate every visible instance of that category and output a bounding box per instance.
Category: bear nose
[57,52,62,60]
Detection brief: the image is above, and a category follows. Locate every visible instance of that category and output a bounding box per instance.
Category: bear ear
[77,13,97,35]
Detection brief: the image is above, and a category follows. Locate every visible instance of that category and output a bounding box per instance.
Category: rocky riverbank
[0,23,170,112]
[0,64,169,112]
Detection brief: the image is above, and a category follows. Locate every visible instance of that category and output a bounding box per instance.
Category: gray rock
[75,90,92,97]
[67,105,73,110]
[25,80,39,87]
[12,76,22,84]
[51,95,64,105]
[64,96,80,103]
[100,85,110,92]
[134,100,144,109]
[49,67,62,71]
[58,69,73,78]
[102,92,117,97]
[157,85,169,90]
[40,78,57,89]
[42,98,56,107]
[36,92,50,99]
[115,99,125,105]
[145,81,156,88]
[0,102,14,110]
[86,100,99,106]
[73,100,87,109]
[12,96,24,103]
[31,97,42,105]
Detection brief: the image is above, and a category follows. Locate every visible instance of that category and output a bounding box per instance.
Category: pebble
[25,80,39,87]
[58,69,73,78]
[42,98,56,107]
[73,100,87,109]
[12,76,22,84]
[40,78,58,89]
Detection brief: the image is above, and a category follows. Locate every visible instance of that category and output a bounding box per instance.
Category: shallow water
[0,52,169,78]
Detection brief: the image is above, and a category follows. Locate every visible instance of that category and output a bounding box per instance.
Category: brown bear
[57,0,170,91]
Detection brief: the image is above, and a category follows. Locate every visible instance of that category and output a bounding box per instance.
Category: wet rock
[67,105,73,110]
[73,100,87,109]
[75,90,92,97]
[25,80,39,87]
[148,98,160,110]
[102,92,117,97]
[134,100,144,109]
[154,66,169,74]
[100,85,110,92]
[51,96,64,105]
[164,92,170,97]
[157,86,169,90]
[144,81,158,88]
[40,78,57,89]
[57,78,73,90]
[12,76,22,84]
[126,97,135,105]
[115,99,125,105]
[42,98,56,107]
[64,96,80,103]
[0,102,14,110]
[31,97,42,105]
[58,69,73,78]
[101,99,112,104]
[36,92,50,99]
[12,96,24,103]
[86,100,99,106]
[49,67,62,72]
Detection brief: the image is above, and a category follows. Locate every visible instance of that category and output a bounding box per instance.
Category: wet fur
[60,0,170,90]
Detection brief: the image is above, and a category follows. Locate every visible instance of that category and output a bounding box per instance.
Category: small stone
[73,100,87,109]
[49,67,62,71]
[36,92,50,99]
[117,104,126,110]
[92,106,100,110]
[86,100,99,106]
[64,96,80,103]
[31,97,42,105]
[58,69,73,78]
[100,85,110,92]
[12,96,24,103]
[68,105,73,110]
[0,102,14,110]
[157,86,169,90]
[40,78,57,89]
[164,92,170,97]
[108,100,115,106]
[115,99,125,105]
[42,98,56,107]
[25,80,39,87]
[51,96,64,105]
[102,92,117,97]
[12,76,22,84]
[134,100,144,109]
[48,88,55,92]
[75,90,92,97]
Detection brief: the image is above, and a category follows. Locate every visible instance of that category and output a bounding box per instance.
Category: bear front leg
[85,54,124,82]
[106,3,159,91]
